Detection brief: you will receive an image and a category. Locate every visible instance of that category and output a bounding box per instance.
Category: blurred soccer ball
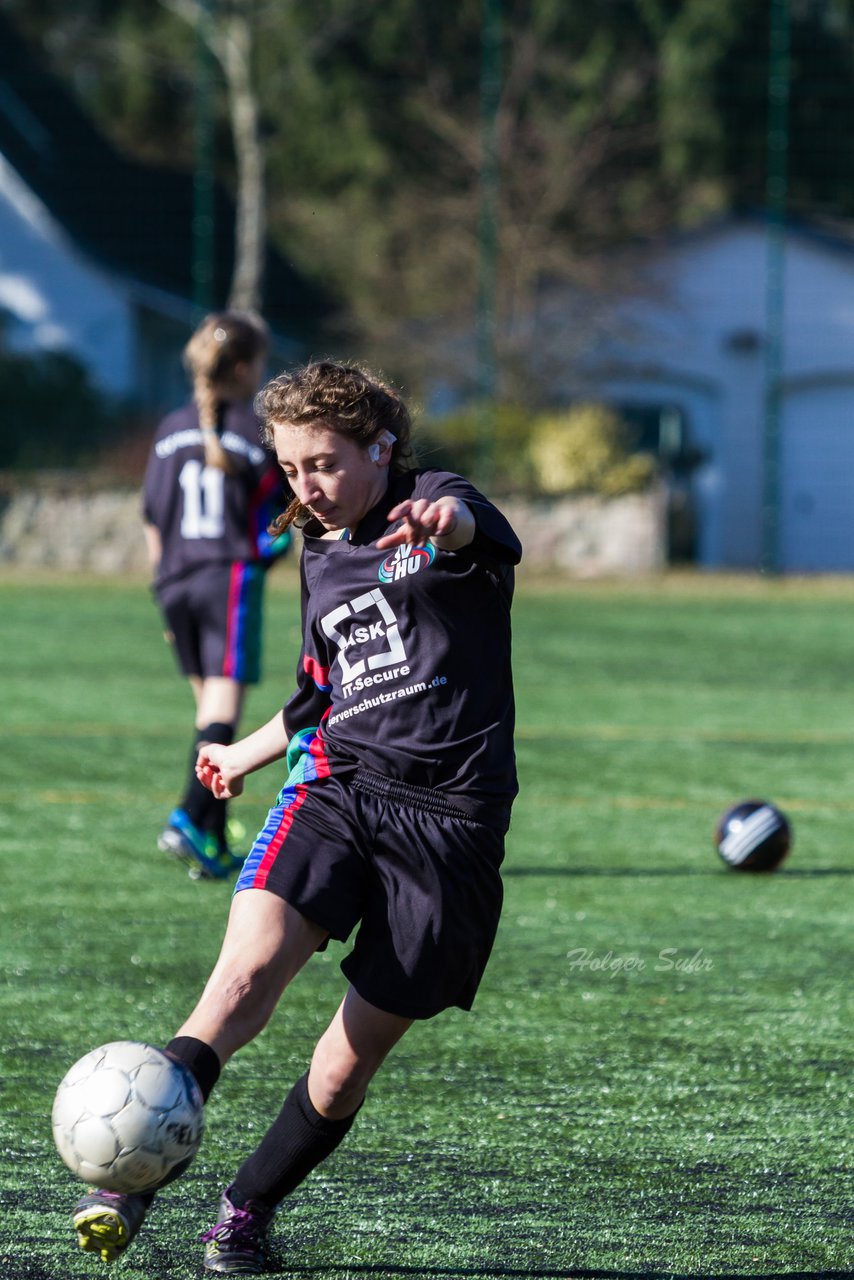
[52,1041,204,1192]
[714,799,791,872]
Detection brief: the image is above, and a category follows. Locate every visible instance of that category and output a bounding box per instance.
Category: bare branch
[158,0,266,311]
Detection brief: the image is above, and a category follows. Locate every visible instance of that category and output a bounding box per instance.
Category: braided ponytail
[183,311,270,474]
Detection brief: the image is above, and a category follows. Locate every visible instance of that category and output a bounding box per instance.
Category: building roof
[0,14,333,338]
[636,207,854,264]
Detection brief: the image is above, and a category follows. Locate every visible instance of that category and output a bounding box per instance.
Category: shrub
[416,403,539,494]
[528,403,657,496]
[419,400,657,498]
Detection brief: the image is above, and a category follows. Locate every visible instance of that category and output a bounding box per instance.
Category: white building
[0,15,328,417]
[577,216,854,571]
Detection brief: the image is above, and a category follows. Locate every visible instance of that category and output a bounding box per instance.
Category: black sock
[180,723,234,835]
[164,1036,221,1103]
[232,1073,361,1210]
[198,723,235,839]
[180,728,216,829]
[133,1038,221,1204]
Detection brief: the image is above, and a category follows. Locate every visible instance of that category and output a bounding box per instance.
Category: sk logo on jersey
[320,587,407,684]
[378,542,435,583]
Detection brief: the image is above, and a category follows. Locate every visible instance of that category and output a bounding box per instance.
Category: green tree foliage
[716,0,854,216]
[417,400,656,498]
[6,1,854,387]
[0,347,116,469]
[418,402,540,495]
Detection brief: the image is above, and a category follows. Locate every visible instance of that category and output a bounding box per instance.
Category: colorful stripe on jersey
[272,718,331,794]
[235,724,329,892]
[304,653,332,692]
[309,711,332,781]
[249,469,291,562]
[223,561,264,682]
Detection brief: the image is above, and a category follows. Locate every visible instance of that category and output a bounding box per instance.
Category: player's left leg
[307,983,414,1118]
[196,677,247,861]
[196,675,245,730]
[201,987,412,1274]
[161,676,246,878]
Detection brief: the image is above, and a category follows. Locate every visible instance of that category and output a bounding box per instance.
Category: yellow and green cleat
[73,1189,150,1264]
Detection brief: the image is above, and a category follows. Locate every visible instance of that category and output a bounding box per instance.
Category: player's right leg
[70,893,326,1263]
[174,888,328,1063]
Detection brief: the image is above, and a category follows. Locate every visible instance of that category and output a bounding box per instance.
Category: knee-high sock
[180,722,234,835]
[231,1073,361,1210]
[134,1037,221,1204]
[164,1036,222,1103]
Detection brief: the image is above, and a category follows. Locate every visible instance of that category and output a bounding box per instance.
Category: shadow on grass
[4,1260,853,1280]
[280,1265,854,1280]
[504,867,720,878]
[503,867,854,878]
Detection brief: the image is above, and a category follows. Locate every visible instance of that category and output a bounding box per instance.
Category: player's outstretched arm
[196,711,288,799]
[377,496,475,552]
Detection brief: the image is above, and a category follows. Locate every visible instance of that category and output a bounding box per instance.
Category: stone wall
[502,489,667,577]
[0,480,150,574]
[0,477,666,576]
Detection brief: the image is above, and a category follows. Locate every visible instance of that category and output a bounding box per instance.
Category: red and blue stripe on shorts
[235,718,331,892]
[222,562,264,682]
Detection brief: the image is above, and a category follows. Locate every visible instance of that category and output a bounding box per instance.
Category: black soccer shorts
[157,561,265,683]
[235,768,506,1020]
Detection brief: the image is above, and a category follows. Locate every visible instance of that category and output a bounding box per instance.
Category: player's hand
[376,496,471,550]
[196,743,246,799]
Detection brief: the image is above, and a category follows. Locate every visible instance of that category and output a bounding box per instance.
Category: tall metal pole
[193,0,216,316]
[476,0,501,488]
[760,0,791,573]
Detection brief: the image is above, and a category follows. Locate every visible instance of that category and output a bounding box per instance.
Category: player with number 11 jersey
[141,311,290,881]
[143,398,287,593]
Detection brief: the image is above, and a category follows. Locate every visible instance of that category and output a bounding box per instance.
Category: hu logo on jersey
[378,543,435,583]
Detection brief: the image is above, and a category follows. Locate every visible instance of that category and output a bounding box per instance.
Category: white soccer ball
[52,1041,204,1192]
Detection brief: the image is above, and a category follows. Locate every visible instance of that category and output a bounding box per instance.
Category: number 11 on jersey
[179,460,226,540]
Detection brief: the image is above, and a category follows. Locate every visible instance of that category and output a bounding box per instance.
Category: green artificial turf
[1,569,852,1279]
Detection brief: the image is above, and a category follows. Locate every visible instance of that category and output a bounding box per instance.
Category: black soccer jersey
[283,469,522,831]
[142,401,289,589]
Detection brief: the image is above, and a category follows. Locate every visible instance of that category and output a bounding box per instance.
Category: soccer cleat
[225,816,247,849]
[73,1189,150,1264]
[158,808,236,880]
[201,1184,275,1274]
[216,825,247,876]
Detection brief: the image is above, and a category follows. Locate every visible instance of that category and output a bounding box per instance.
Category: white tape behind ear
[368,431,397,462]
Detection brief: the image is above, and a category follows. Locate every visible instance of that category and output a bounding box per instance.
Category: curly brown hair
[255,360,414,530]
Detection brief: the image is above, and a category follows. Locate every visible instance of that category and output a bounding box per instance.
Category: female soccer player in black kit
[73,360,521,1272]
[142,310,290,880]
